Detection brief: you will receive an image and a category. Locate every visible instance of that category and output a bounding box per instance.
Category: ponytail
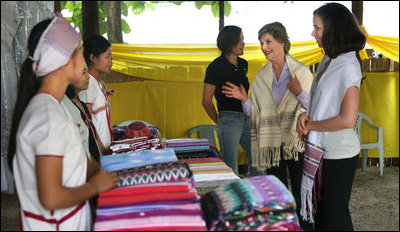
[8,59,42,171]
[7,18,52,172]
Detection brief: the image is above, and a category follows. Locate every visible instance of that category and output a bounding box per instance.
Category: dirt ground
[1,166,398,231]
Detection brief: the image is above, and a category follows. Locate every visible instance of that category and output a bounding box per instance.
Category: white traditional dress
[13,94,91,230]
[79,74,112,148]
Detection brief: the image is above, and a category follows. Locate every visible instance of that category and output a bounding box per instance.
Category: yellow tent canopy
[107,27,399,159]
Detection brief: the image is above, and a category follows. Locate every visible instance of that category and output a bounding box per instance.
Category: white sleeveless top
[13,93,91,230]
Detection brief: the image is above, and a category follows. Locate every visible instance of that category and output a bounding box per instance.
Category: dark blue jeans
[216,111,261,176]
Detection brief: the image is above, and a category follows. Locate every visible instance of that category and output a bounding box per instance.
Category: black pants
[266,147,313,230]
[315,155,359,231]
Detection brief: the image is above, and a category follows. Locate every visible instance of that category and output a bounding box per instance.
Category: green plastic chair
[187,125,217,147]
[354,112,384,176]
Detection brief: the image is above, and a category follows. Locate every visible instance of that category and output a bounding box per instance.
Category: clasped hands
[297,112,312,142]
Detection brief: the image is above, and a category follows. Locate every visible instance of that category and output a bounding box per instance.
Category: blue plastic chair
[187,125,217,147]
[354,112,384,176]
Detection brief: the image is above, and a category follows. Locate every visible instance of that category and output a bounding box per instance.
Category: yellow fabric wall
[358,72,399,158]
[109,80,214,139]
[108,72,399,162]
[108,80,252,164]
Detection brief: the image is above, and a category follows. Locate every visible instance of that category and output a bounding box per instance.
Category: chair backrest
[355,112,363,143]
[355,112,380,144]
[187,125,217,147]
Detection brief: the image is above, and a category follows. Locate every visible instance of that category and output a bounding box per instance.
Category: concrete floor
[2,166,399,231]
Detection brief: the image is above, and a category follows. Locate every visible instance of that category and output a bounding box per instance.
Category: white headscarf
[32,12,81,77]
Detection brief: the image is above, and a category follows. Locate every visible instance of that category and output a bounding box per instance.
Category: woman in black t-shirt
[202,25,259,177]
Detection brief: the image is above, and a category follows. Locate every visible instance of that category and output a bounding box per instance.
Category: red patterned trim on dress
[35,154,64,158]
[23,201,86,231]
[92,104,107,115]
[17,195,23,231]
[105,105,113,143]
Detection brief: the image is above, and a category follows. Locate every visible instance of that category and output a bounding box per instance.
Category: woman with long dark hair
[297,3,366,230]
[8,14,118,230]
[79,35,113,153]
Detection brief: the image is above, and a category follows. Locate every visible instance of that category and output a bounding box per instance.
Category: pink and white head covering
[32,12,81,77]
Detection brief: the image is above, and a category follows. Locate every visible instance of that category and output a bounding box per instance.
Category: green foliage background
[61,1,231,37]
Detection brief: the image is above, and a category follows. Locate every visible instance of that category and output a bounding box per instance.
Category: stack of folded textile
[108,137,166,154]
[182,157,240,188]
[166,138,210,152]
[200,175,301,231]
[101,148,178,172]
[95,160,207,231]
[166,138,220,159]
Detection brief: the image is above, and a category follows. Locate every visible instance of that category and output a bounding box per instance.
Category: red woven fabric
[98,192,197,208]
[100,185,190,198]
[123,121,153,139]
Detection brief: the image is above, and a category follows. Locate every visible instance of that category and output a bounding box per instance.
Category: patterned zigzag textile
[201,175,302,231]
[117,161,193,187]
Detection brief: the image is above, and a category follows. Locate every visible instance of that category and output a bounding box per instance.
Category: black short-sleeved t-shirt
[204,54,250,112]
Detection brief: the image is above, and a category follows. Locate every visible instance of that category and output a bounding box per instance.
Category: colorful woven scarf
[250,54,313,171]
[300,55,333,223]
[300,139,324,224]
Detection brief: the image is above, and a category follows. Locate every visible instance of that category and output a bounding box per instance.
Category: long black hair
[8,18,52,171]
[314,3,366,62]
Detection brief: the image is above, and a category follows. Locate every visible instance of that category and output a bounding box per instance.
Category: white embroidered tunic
[79,74,112,148]
[13,93,91,230]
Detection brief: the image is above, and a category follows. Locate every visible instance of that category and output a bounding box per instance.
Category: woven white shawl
[250,54,313,171]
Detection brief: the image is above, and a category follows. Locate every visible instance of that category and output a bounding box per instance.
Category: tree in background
[60,1,232,43]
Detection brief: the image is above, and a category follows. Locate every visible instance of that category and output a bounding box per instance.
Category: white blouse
[309,51,361,159]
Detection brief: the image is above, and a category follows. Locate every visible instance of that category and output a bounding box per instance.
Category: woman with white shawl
[296,3,366,231]
[222,22,314,230]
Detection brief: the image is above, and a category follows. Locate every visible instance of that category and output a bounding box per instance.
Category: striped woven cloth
[201,175,301,231]
[95,180,207,231]
[182,157,240,188]
[100,148,177,172]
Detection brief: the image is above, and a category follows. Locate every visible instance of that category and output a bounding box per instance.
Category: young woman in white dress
[8,14,118,231]
[79,35,113,152]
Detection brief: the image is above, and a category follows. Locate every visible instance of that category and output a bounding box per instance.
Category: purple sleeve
[296,90,310,109]
[242,98,252,117]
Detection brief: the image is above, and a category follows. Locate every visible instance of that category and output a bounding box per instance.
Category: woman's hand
[89,170,119,194]
[287,74,302,96]
[222,81,248,103]
[296,112,311,141]
[202,83,218,123]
